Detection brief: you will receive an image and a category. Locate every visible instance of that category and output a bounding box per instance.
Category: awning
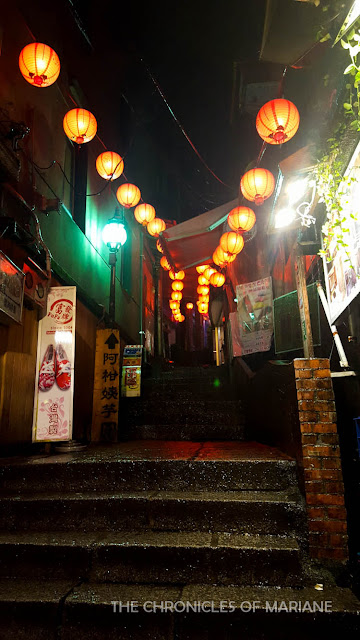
[162,199,238,270]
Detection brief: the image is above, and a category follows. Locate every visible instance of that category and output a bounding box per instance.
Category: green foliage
[314,19,360,272]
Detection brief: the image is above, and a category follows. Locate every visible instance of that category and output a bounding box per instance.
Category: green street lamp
[102,207,127,323]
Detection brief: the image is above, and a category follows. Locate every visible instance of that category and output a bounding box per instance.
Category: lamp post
[102,207,127,324]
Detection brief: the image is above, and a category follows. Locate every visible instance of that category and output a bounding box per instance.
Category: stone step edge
[0,531,300,551]
[0,489,301,503]
[0,579,359,615]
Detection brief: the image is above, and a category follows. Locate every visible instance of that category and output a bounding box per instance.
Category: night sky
[74,0,267,222]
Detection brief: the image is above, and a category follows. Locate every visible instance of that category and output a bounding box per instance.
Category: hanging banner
[235,277,273,356]
[121,345,142,397]
[92,329,120,442]
[32,286,76,442]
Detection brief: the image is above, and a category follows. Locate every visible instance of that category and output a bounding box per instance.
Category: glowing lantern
[198,302,208,314]
[197,285,209,296]
[147,218,166,237]
[240,168,275,206]
[198,275,209,286]
[210,272,225,287]
[173,312,181,319]
[172,280,184,292]
[196,265,208,274]
[203,267,216,281]
[186,303,194,310]
[199,295,210,303]
[160,256,171,271]
[134,203,156,226]
[169,270,185,280]
[96,152,124,181]
[228,206,256,233]
[213,246,237,266]
[256,99,299,145]
[220,232,244,255]
[19,42,60,87]
[156,239,164,253]
[170,300,179,310]
[171,291,182,301]
[178,315,185,322]
[63,108,97,144]
[116,183,141,208]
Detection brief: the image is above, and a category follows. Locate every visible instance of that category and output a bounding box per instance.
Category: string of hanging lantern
[202,67,300,308]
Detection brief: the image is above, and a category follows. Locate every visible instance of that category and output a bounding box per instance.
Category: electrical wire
[140,57,235,191]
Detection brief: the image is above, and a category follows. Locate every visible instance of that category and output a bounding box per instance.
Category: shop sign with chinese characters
[92,329,120,441]
[121,345,142,397]
[32,286,76,442]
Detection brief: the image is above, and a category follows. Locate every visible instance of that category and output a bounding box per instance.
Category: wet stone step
[0,490,304,535]
[122,399,245,427]
[123,423,246,441]
[1,580,359,640]
[0,531,302,586]
[0,457,298,493]
[61,583,360,640]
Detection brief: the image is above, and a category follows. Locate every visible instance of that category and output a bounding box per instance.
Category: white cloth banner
[32,286,76,442]
[235,277,273,356]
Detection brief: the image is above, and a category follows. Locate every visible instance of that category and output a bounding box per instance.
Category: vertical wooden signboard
[92,329,120,441]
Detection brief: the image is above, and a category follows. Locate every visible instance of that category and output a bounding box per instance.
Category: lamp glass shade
[102,219,127,249]
[116,183,141,208]
[19,42,60,87]
[63,108,97,144]
[96,152,124,181]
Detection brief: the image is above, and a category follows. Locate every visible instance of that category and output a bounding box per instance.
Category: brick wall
[294,358,349,561]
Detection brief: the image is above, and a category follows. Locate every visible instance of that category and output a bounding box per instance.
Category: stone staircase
[121,365,246,441]
[0,365,359,638]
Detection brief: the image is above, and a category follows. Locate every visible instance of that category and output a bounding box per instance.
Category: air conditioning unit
[23,259,48,308]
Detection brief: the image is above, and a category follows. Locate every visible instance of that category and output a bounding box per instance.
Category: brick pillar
[294,358,349,562]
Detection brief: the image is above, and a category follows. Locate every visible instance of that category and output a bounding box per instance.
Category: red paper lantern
[203,267,216,281]
[156,239,164,253]
[160,256,171,271]
[199,294,209,303]
[63,108,97,144]
[197,285,209,296]
[210,272,225,287]
[186,303,194,310]
[172,280,184,292]
[198,275,209,286]
[213,246,236,266]
[220,232,244,256]
[170,300,179,310]
[171,291,182,301]
[196,265,208,274]
[256,99,299,145]
[134,203,155,226]
[147,218,166,237]
[198,302,208,314]
[116,183,141,208]
[96,152,124,181]
[240,168,275,206]
[228,207,256,233]
[19,42,60,87]
[169,270,185,280]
